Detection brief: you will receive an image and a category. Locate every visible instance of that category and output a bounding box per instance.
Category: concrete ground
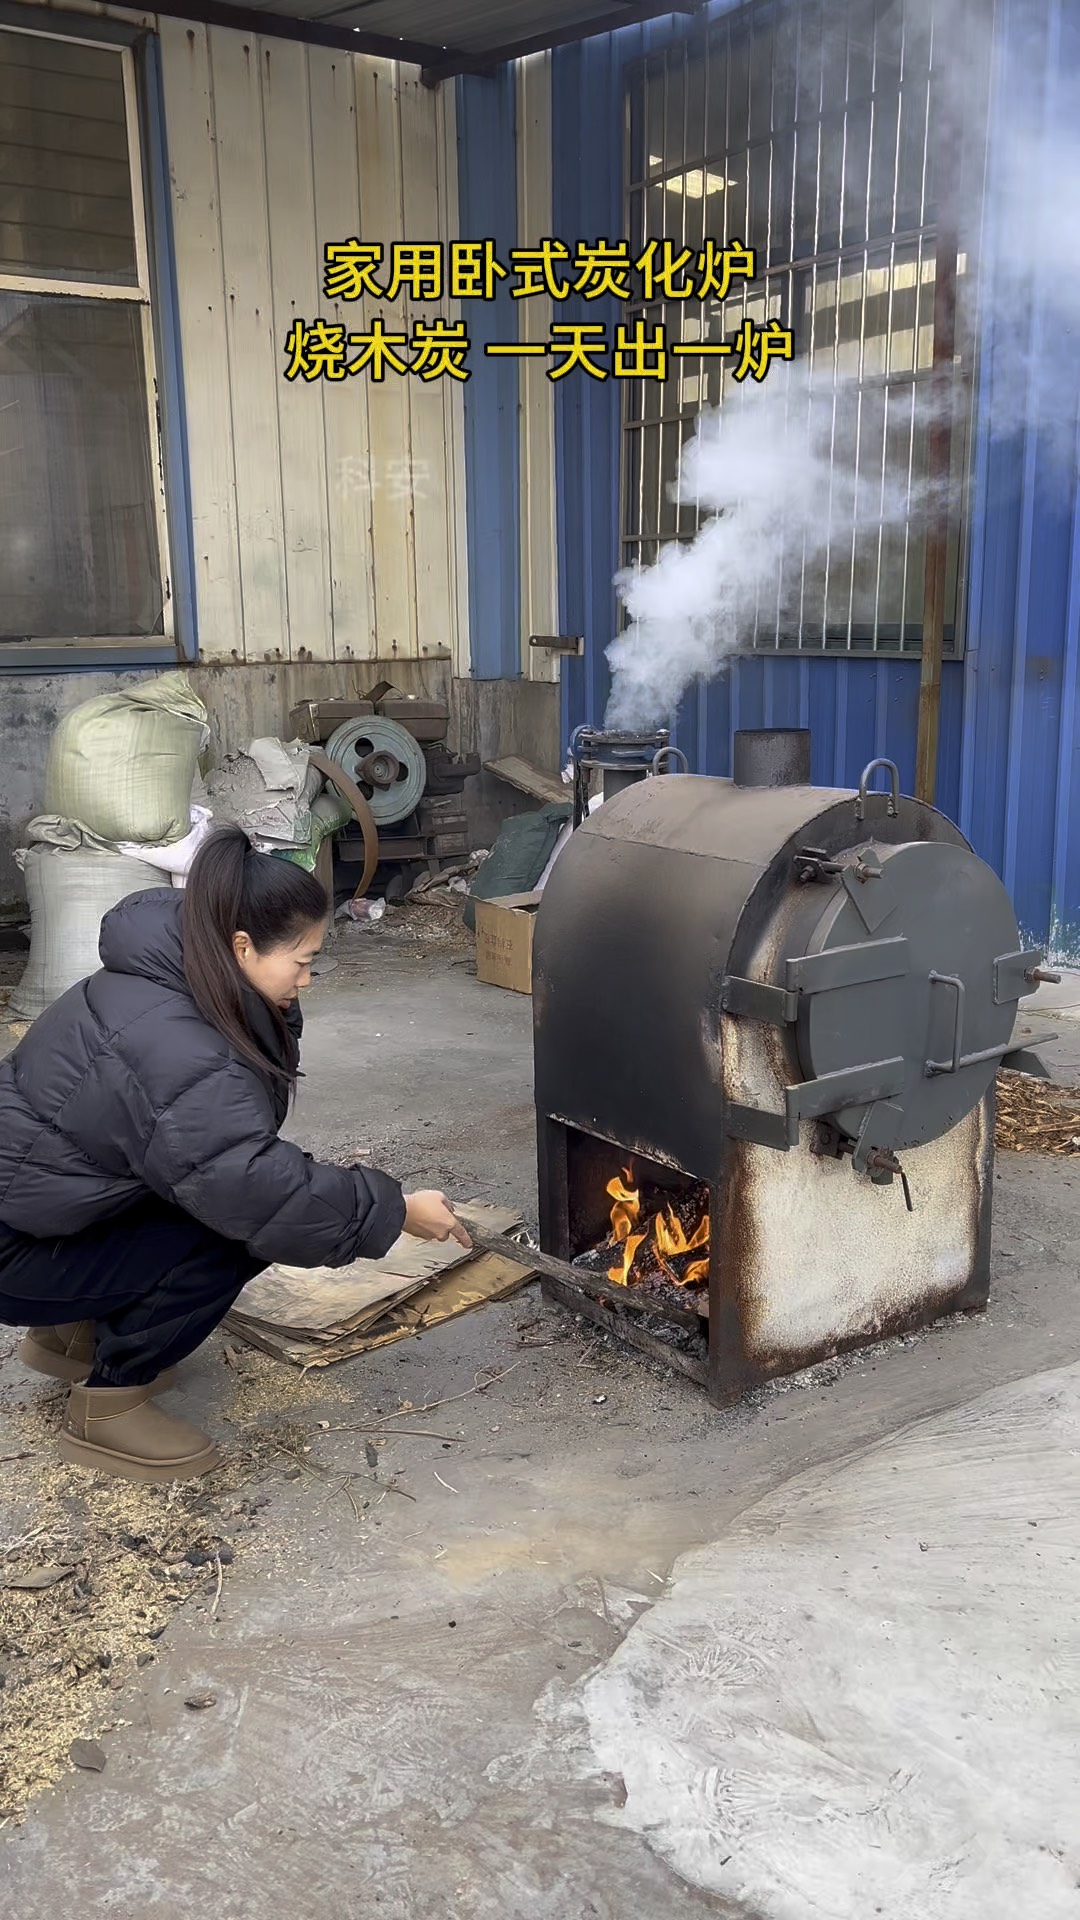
[3,926,1080,1917]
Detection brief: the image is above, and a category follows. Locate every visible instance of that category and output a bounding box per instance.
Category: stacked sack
[204,737,351,872]
[11,673,212,1021]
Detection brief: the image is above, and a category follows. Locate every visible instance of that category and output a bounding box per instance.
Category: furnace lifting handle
[925,965,1014,1078]
[855,758,900,822]
[651,746,689,777]
[926,970,965,1076]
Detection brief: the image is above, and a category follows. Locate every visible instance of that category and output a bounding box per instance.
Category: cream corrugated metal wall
[515,53,559,687]
[159,20,469,668]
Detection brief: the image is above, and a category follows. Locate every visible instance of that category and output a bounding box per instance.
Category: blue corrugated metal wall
[547,0,1080,959]
[457,70,522,679]
[959,0,1080,955]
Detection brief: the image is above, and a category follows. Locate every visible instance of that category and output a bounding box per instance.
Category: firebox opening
[565,1128,712,1312]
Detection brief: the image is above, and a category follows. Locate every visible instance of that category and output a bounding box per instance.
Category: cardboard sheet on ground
[225,1203,532,1366]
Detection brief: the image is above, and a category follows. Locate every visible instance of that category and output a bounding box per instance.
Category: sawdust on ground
[0,1348,361,1825]
[995,1070,1080,1154]
[332,896,473,964]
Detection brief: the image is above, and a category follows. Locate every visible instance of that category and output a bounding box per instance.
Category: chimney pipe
[732,729,812,789]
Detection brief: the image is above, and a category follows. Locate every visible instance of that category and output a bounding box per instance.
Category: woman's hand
[403,1189,472,1249]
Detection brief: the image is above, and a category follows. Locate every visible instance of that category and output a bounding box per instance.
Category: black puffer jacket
[0,889,405,1265]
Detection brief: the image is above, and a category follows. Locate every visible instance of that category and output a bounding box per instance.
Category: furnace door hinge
[784,1057,906,1148]
[786,935,908,996]
[722,936,908,1028]
[720,976,798,1025]
[725,1059,907,1153]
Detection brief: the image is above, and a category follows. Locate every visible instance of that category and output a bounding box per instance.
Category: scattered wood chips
[995,1070,1080,1155]
[0,1374,320,1825]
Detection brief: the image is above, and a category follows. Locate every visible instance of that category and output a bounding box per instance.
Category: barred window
[622,0,991,655]
[0,23,168,644]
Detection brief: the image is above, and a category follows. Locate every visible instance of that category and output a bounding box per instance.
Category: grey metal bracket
[720,976,798,1025]
[726,1061,907,1154]
[724,1103,792,1151]
[722,935,908,1026]
[841,855,893,933]
[785,935,908,996]
[1000,1047,1050,1079]
[993,947,1045,1005]
[784,1057,907,1148]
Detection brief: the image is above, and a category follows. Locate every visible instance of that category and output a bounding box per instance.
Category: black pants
[0,1200,264,1388]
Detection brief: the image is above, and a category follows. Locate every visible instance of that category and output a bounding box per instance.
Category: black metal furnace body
[532,751,1052,1403]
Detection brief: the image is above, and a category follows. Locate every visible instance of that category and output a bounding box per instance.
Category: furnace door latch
[794,844,883,886]
[992,948,1060,1003]
[863,1149,914,1210]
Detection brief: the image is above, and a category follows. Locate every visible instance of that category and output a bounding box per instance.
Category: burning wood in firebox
[575,1171,710,1290]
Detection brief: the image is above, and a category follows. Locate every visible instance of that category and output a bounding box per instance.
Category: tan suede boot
[59,1385,220,1484]
[19,1322,96,1382]
[20,1325,174,1392]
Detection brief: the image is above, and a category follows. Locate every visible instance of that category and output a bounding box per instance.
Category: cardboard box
[474,892,541,994]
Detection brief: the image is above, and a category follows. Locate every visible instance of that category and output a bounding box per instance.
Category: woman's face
[232,918,329,1009]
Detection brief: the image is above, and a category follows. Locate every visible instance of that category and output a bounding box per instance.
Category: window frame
[0,8,186,668]
[620,0,984,662]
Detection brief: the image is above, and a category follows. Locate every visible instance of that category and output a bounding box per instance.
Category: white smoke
[604,0,1080,733]
[606,366,898,730]
[977,116,1080,453]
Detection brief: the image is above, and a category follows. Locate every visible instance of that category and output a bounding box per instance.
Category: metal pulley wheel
[324,716,427,826]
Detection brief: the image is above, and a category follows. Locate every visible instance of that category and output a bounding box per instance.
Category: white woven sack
[11,846,166,1022]
[44,672,209,846]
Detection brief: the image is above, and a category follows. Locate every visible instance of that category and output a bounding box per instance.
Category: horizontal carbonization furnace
[532,728,1056,1404]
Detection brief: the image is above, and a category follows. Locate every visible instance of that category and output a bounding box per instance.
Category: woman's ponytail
[182,826,329,1083]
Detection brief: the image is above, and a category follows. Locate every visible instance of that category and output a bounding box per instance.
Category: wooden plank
[211,26,289,660]
[308,45,377,661]
[355,56,416,661]
[484,755,569,807]
[158,16,243,660]
[516,54,560,685]
[260,38,333,659]
[469,1229,702,1332]
[398,67,455,665]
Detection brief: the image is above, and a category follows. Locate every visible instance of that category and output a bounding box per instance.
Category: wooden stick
[467,1229,703,1332]
[378,1360,524,1419]
[543,1275,708,1386]
[320,1424,462,1442]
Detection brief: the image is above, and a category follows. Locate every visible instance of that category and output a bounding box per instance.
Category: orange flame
[653,1204,710,1285]
[606,1170,646,1284]
[604,1175,709,1288]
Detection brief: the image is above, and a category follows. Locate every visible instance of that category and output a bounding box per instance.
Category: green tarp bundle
[464,804,570,932]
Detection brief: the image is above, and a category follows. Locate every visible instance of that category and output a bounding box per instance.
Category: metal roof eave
[135,0,702,84]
